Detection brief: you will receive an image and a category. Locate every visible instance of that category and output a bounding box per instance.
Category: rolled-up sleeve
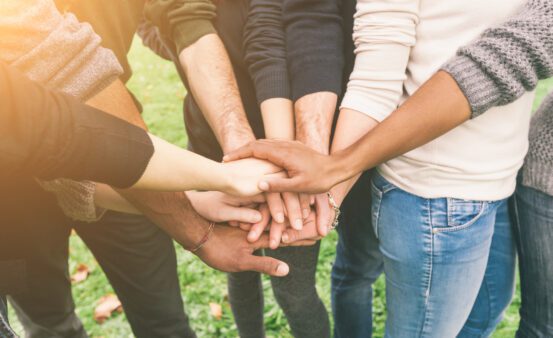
[144,0,217,55]
[442,0,553,118]
[0,62,154,189]
[341,0,419,122]
[243,0,291,104]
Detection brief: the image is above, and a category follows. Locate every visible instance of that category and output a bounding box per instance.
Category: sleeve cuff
[173,19,217,55]
[254,67,291,104]
[441,55,503,118]
[340,91,394,123]
[290,61,343,101]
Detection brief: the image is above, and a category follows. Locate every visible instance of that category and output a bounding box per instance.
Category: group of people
[1,0,552,337]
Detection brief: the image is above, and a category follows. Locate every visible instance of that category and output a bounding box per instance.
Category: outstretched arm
[225,0,553,196]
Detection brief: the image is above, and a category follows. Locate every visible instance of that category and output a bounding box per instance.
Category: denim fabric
[371,172,515,337]
[458,200,517,338]
[331,171,383,338]
[513,181,553,338]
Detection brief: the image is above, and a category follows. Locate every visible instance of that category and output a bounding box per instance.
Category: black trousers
[0,178,196,338]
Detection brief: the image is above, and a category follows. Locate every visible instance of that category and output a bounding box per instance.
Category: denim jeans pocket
[370,176,397,238]
[433,198,488,233]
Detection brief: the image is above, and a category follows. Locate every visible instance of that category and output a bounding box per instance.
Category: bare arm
[180,34,255,152]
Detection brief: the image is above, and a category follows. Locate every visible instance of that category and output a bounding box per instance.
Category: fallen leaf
[94,294,122,324]
[209,303,222,320]
[71,264,89,284]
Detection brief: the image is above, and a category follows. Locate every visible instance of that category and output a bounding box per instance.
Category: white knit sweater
[341,0,535,200]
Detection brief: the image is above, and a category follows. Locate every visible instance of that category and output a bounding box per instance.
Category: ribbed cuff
[290,61,342,101]
[522,157,553,196]
[173,19,216,55]
[441,55,502,118]
[254,67,291,104]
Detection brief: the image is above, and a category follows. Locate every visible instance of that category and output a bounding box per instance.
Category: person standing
[143,0,337,336]
[0,1,293,337]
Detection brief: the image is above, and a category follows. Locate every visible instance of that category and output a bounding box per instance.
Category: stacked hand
[223,139,347,194]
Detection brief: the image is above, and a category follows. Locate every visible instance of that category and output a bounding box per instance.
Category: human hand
[221,158,283,196]
[223,139,349,194]
[194,225,316,277]
[186,191,266,224]
[222,157,306,230]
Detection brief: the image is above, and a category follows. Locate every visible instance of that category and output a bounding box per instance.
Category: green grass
[8,39,553,338]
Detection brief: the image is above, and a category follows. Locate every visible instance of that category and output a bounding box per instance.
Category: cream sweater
[341,0,535,201]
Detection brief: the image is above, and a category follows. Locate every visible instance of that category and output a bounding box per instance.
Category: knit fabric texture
[442,0,553,196]
[0,0,123,221]
[523,93,553,195]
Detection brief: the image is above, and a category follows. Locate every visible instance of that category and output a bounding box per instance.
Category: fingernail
[276,212,284,224]
[259,181,269,191]
[282,233,289,243]
[294,219,303,230]
[276,263,289,276]
[252,213,262,223]
[270,239,278,249]
[248,231,257,241]
[222,155,229,161]
[303,208,310,219]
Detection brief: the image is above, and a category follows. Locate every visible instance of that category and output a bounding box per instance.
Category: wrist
[330,148,358,184]
[222,132,255,154]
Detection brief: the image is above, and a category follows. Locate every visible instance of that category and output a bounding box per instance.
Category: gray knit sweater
[442,0,553,196]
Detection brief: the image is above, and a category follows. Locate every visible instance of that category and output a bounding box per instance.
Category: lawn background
[8,38,553,338]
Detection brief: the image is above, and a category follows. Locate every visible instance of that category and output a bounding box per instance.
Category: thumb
[242,255,290,277]
[221,205,262,224]
[222,144,254,162]
[259,177,303,193]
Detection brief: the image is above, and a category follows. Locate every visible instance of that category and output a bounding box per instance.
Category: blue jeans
[512,181,553,337]
[332,172,516,337]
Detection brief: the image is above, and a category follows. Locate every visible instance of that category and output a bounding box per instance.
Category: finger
[222,143,255,162]
[258,176,305,193]
[266,193,285,224]
[229,194,266,206]
[315,194,331,237]
[299,194,311,219]
[239,223,253,231]
[247,204,271,242]
[282,192,303,230]
[269,220,286,250]
[281,223,319,244]
[221,205,263,224]
[241,255,289,277]
[310,195,315,205]
[282,239,319,247]
[224,141,289,169]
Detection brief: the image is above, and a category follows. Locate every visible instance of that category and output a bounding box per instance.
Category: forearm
[294,92,337,153]
[134,134,229,192]
[261,98,295,140]
[329,109,379,206]
[337,71,471,179]
[116,189,212,250]
[180,34,255,152]
[88,80,232,193]
[95,184,140,214]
